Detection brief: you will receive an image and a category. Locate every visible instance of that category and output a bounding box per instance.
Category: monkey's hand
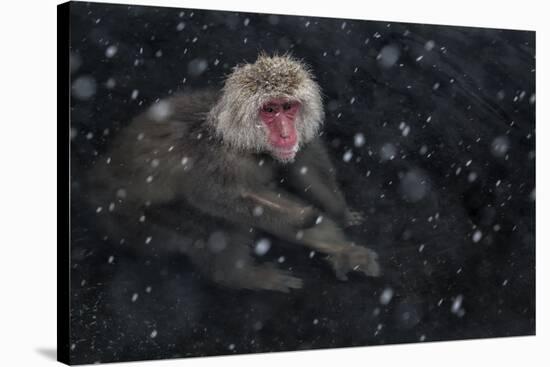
[344,209,365,227]
[216,262,303,293]
[251,264,304,293]
[326,245,381,280]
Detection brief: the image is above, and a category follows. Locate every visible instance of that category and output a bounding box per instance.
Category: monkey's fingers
[256,267,303,293]
[276,273,304,292]
[352,247,382,277]
[326,253,351,281]
[327,246,381,280]
[327,254,349,281]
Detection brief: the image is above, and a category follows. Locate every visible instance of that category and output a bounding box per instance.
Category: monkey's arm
[185,178,321,237]
[187,181,375,271]
[286,138,360,226]
[141,151,378,278]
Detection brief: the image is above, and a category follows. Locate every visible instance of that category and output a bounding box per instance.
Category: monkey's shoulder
[89,91,219,194]
[166,89,220,122]
[112,91,218,151]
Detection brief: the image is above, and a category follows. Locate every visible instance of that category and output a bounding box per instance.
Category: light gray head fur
[207,54,324,155]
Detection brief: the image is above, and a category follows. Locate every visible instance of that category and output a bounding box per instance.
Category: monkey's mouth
[274,147,297,160]
[278,150,295,158]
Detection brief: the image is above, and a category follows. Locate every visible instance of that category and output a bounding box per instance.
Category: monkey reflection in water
[90,54,380,292]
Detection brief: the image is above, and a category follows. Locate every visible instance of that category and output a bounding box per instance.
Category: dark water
[68,2,535,364]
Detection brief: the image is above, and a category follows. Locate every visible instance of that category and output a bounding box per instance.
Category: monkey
[88,54,380,292]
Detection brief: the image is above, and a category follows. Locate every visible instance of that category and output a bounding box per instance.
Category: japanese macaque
[89,54,380,292]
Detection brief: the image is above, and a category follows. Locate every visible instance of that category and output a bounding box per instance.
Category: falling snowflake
[377,44,400,68]
[451,295,464,316]
[424,40,435,51]
[354,133,365,147]
[105,45,118,58]
[343,150,353,162]
[472,230,483,243]
[253,206,264,217]
[254,238,271,256]
[379,288,394,305]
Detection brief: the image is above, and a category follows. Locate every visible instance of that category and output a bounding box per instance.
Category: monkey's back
[87,90,233,248]
[90,90,217,201]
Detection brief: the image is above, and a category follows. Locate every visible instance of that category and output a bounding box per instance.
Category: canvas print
[58,1,536,365]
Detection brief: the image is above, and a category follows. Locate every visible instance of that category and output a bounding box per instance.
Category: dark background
[68,1,535,364]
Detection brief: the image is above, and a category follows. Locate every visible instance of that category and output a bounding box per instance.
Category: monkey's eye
[282,102,292,111]
[262,105,275,113]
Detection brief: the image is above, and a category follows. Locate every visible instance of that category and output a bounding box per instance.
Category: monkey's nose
[278,120,292,138]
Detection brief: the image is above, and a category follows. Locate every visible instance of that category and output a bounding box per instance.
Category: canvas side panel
[57,1,71,365]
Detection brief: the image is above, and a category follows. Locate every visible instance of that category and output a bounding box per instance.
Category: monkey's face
[209,54,324,158]
[259,98,301,162]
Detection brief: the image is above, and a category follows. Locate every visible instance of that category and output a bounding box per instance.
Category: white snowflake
[379,288,394,305]
[105,45,118,58]
[451,295,464,315]
[254,238,271,256]
[424,40,435,51]
[354,133,365,147]
[343,150,353,162]
[472,230,482,243]
[252,206,264,217]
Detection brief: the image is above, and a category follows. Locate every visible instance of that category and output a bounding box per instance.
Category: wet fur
[88,55,379,292]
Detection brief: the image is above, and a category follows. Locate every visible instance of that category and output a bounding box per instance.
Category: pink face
[259,99,301,161]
